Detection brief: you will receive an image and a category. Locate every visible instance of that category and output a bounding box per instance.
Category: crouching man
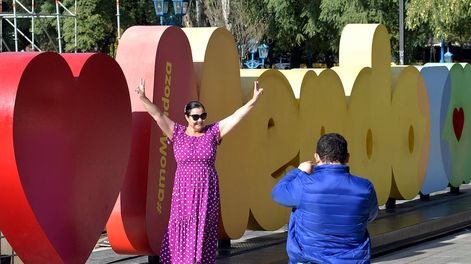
[272,133,378,264]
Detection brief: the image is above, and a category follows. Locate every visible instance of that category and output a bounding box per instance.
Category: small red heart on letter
[453,107,464,141]
[0,52,132,263]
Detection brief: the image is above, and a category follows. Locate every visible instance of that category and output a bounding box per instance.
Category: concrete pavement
[373,227,471,263]
[88,185,471,263]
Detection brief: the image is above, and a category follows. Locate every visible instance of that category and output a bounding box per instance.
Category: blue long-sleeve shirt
[272,164,378,264]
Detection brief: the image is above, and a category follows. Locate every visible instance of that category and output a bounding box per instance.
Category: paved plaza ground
[88,185,471,264]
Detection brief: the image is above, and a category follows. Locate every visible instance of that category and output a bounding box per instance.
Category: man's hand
[298,161,314,174]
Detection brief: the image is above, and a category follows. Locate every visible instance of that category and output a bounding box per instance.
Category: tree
[229,0,268,63]
[30,0,160,54]
[195,0,204,26]
[203,0,230,29]
[263,0,313,67]
[118,0,159,27]
[197,0,269,66]
[8,0,454,65]
[406,0,471,43]
[1,0,46,51]
[201,0,404,67]
[183,0,205,27]
[405,0,471,63]
[319,0,401,64]
[261,0,357,67]
[62,0,114,52]
[31,0,112,52]
[203,0,226,28]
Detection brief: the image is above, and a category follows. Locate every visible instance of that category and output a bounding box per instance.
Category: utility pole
[13,0,18,51]
[31,0,34,50]
[55,0,62,53]
[0,0,3,52]
[116,0,121,40]
[399,0,404,65]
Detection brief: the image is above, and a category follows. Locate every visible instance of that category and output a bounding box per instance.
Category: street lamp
[244,41,269,69]
[173,0,189,16]
[258,43,269,67]
[244,39,259,69]
[172,0,189,24]
[444,47,453,63]
[153,0,188,25]
[153,0,169,25]
[440,38,445,63]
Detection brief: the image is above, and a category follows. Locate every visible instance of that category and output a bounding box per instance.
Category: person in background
[136,79,263,264]
[272,133,378,264]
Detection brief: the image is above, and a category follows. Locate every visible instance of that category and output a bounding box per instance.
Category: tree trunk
[325,51,334,68]
[196,0,204,27]
[182,0,194,27]
[429,34,434,62]
[290,45,302,68]
[221,0,230,30]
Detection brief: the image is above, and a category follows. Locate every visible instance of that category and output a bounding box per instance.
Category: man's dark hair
[316,133,349,164]
[184,100,205,115]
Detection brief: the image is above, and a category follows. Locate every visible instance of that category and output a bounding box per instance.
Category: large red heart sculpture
[0,52,132,263]
[453,107,464,141]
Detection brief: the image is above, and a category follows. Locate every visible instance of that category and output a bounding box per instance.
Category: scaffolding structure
[116,0,120,40]
[0,0,77,53]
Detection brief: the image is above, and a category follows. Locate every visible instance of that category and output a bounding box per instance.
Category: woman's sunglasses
[188,113,207,121]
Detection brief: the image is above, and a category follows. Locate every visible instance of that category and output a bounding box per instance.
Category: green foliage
[62,0,114,52]
[319,0,400,60]
[406,0,471,42]
[264,0,311,51]
[262,0,402,66]
[2,0,467,64]
[0,1,45,51]
[119,0,159,26]
[30,1,61,51]
[29,0,160,53]
[229,0,269,59]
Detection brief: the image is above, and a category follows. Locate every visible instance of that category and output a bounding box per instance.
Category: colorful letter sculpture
[417,65,451,195]
[244,69,300,231]
[107,24,454,245]
[0,52,132,263]
[389,65,429,199]
[3,22,471,263]
[441,63,471,187]
[106,26,197,255]
[183,28,258,238]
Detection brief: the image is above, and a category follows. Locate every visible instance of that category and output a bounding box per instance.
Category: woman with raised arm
[135,79,263,264]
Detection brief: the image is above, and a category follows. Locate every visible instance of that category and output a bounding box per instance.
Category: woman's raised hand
[135,78,146,98]
[252,80,263,102]
[218,80,264,138]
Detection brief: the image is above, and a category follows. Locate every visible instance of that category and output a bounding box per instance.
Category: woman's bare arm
[219,81,263,138]
[136,78,175,138]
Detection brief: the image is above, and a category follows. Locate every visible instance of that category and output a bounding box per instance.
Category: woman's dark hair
[184,101,205,116]
[316,133,349,164]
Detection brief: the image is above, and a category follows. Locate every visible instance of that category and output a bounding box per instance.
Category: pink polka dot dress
[159,122,221,264]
